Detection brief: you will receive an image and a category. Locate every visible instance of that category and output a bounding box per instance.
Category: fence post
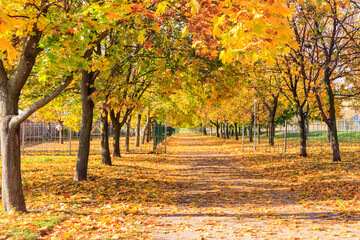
[69,127,72,156]
[242,122,245,152]
[284,121,288,153]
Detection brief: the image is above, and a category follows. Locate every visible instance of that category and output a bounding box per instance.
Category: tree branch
[9,75,73,129]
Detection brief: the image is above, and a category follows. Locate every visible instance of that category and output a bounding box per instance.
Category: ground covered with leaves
[1,134,360,239]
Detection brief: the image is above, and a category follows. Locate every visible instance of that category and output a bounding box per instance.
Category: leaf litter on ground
[1,134,360,239]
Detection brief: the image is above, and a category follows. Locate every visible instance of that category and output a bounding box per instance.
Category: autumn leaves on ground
[1,135,360,239]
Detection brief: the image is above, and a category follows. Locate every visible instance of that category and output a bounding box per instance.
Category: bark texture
[135,113,141,147]
[125,117,131,152]
[101,109,111,166]
[234,123,238,140]
[1,117,26,212]
[141,112,150,145]
[74,70,96,181]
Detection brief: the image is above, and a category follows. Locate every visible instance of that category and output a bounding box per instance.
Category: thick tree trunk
[100,109,111,166]
[315,73,341,161]
[298,111,308,157]
[220,123,224,138]
[234,122,238,140]
[306,121,310,134]
[74,70,95,181]
[249,122,253,143]
[146,121,152,143]
[1,117,27,212]
[327,127,332,143]
[141,113,149,145]
[125,117,131,152]
[112,121,121,157]
[329,124,341,161]
[328,114,341,162]
[110,110,121,157]
[202,125,207,135]
[226,123,229,139]
[216,124,220,137]
[135,113,141,147]
[268,116,275,146]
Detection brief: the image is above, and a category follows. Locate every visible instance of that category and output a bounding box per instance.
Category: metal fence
[152,123,177,151]
[208,120,360,153]
[18,121,154,156]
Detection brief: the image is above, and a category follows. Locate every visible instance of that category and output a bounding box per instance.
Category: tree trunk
[257,125,261,144]
[327,127,332,143]
[202,125,207,135]
[112,120,121,157]
[329,123,341,161]
[100,109,111,166]
[141,113,149,145]
[266,126,269,137]
[268,116,275,146]
[110,110,121,157]
[74,70,95,181]
[226,123,229,139]
[216,124,220,137]
[146,121,152,142]
[220,123,224,138]
[315,73,341,161]
[306,121,310,134]
[234,122,238,140]
[1,117,27,212]
[298,111,308,157]
[135,113,141,147]
[58,121,64,144]
[249,121,253,143]
[125,116,131,152]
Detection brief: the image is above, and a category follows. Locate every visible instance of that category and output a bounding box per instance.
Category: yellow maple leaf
[188,0,200,14]
[138,31,146,44]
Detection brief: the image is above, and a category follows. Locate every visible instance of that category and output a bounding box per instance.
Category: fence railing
[153,123,176,151]
[18,121,154,156]
[208,120,360,153]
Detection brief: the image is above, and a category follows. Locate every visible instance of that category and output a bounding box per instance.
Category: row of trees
[155,0,359,161]
[0,0,198,212]
[0,0,358,213]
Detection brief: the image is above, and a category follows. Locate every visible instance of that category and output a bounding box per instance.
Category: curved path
[151,135,360,240]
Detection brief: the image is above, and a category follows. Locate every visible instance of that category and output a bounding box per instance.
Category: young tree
[299,0,360,161]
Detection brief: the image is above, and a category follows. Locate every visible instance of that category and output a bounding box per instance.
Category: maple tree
[1,0,359,216]
[296,0,360,161]
[0,0,81,212]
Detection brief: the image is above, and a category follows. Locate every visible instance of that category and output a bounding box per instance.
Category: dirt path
[150,135,360,240]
